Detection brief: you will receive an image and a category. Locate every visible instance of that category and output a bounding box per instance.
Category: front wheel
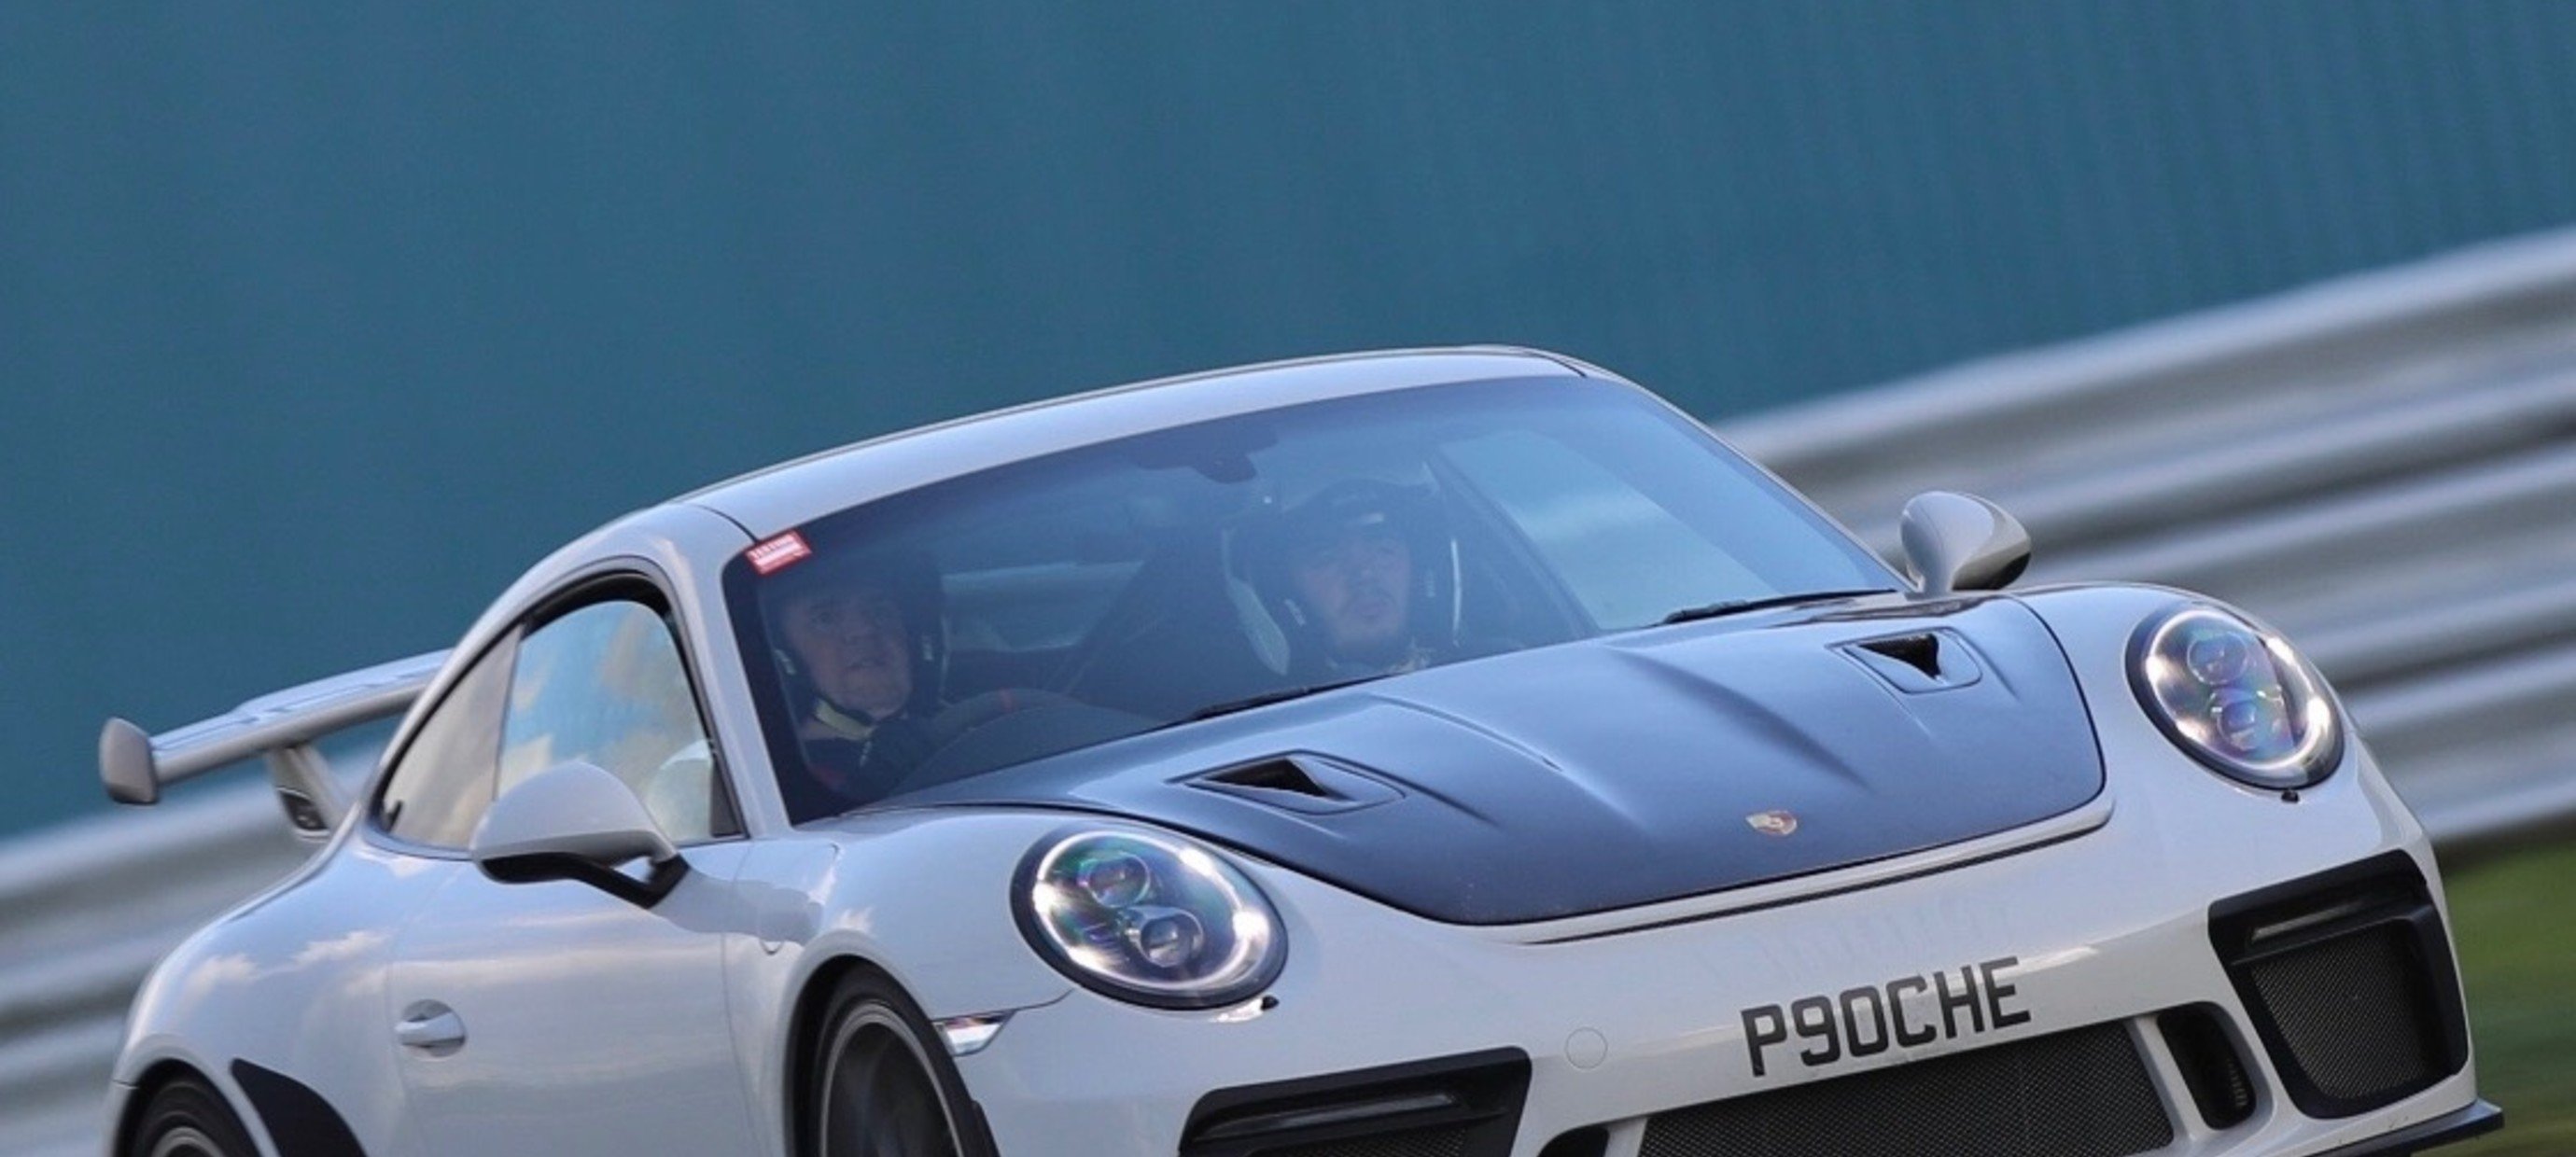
[129,1075,256,1157]
[806,971,987,1157]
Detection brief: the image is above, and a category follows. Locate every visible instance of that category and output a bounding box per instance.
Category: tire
[805,971,988,1157]
[129,1075,257,1157]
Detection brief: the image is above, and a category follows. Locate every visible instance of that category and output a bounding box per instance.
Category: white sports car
[98,349,2498,1157]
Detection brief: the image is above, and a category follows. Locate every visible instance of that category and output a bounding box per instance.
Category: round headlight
[2129,604,2343,788]
[1013,829,1285,1010]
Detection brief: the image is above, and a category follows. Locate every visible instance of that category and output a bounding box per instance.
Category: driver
[765,551,948,813]
[1247,478,1460,679]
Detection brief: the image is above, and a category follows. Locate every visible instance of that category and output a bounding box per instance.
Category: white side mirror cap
[472,761,677,871]
[1899,491,2032,596]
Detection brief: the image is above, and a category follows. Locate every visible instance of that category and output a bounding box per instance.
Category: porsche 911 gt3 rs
[97,348,2499,1157]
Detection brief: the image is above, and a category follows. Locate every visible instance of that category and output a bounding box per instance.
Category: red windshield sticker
[747,532,813,575]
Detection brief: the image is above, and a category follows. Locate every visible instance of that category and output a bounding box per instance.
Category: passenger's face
[1289,525,1412,662]
[777,583,913,718]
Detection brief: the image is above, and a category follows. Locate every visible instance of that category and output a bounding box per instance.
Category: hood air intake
[1190,754,1403,815]
[1844,629,1984,693]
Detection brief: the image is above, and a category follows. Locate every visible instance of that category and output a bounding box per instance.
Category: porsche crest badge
[1746,810,1799,837]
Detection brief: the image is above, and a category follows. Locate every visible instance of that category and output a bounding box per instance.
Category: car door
[386,585,759,1155]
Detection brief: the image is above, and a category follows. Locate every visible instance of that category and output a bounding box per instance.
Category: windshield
[725,375,1897,822]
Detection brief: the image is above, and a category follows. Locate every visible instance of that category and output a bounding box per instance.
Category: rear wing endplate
[99,650,451,839]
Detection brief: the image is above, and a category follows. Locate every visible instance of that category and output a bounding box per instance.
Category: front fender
[721,810,1084,1155]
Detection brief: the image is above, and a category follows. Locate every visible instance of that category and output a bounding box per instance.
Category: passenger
[765,552,946,811]
[1247,479,1461,679]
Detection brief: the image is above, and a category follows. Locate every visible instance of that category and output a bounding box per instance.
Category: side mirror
[471,761,689,907]
[1899,491,2032,596]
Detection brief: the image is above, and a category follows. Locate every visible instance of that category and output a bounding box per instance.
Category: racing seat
[1056,531,1287,719]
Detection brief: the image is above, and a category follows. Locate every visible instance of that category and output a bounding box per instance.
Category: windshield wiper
[1658,588,1896,626]
[1183,674,1394,722]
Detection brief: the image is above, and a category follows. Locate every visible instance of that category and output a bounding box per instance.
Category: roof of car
[678,346,1598,537]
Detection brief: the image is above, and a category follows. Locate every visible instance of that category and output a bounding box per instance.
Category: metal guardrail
[9,227,2576,1152]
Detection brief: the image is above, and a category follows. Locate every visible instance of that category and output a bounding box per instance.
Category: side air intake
[2208,852,2470,1120]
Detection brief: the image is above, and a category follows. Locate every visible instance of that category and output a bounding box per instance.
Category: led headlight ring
[2129,604,2344,789]
[1012,828,1285,1011]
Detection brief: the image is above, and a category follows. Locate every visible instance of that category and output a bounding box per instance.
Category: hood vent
[1208,758,1332,797]
[1845,630,1984,693]
[1191,754,1403,815]
[1861,633,1942,677]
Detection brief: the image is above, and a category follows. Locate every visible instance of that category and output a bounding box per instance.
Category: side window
[377,636,517,850]
[498,597,738,843]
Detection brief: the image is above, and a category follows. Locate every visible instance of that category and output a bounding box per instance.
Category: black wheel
[129,1075,256,1157]
[805,971,986,1157]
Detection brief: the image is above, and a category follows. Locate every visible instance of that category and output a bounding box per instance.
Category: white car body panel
[385,843,757,1155]
[114,838,427,1154]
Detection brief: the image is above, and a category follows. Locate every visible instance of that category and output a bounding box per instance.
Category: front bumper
[2317,1100,2503,1156]
[955,732,2485,1155]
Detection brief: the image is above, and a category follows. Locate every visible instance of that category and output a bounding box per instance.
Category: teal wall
[8,5,2576,834]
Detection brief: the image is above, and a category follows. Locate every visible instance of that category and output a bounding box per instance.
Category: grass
[2438,840,2576,1157]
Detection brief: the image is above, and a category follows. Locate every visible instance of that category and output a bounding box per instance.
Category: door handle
[396,1001,467,1053]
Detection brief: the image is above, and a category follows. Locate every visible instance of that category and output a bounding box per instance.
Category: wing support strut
[98,649,450,839]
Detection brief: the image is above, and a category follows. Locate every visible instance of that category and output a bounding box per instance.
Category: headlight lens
[2130,604,2343,788]
[1013,829,1284,1010]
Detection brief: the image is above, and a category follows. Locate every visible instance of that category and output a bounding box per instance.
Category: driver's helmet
[1237,477,1459,676]
[757,545,946,720]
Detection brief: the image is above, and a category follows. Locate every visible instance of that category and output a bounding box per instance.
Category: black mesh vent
[1537,1128,1610,1157]
[1183,1050,1528,1157]
[2157,1005,2255,1131]
[2245,924,2439,1102]
[1263,1125,1469,1157]
[1638,1023,2172,1157]
[2208,852,2470,1120]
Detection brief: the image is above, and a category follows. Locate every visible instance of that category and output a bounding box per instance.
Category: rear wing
[98,650,451,840]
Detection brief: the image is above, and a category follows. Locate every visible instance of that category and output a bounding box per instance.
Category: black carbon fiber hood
[911,595,2105,925]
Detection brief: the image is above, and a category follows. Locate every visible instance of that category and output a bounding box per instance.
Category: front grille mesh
[1264,1125,1469,1157]
[1639,1023,2172,1157]
[2246,923,2438,1102]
